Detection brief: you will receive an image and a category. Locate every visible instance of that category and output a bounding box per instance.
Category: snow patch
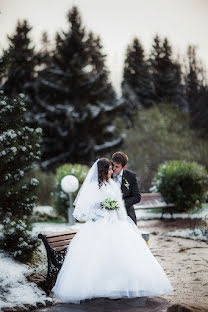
[135,206,208,220]
[0,250,50,309]
[32,222,81,236]
[165,228,208,242]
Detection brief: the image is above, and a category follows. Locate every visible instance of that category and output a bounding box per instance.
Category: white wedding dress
[52,178,173,303]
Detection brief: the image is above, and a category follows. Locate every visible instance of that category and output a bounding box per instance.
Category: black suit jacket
[121,169,141,224]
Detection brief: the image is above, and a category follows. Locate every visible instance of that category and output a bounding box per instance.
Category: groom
[112,151,141,225]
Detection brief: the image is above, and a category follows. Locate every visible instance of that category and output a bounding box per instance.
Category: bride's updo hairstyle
[97,158,112,188]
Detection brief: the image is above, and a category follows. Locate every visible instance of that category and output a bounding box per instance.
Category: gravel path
[138,220,208,308]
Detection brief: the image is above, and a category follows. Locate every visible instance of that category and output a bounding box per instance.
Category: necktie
[114,175,120,182]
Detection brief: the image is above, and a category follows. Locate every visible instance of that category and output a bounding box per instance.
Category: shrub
[52,164,89,220]
[152,160,208,212]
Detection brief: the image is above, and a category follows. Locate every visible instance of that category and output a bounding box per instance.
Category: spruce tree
[0,91,42,262]
[122,38,155,117]
[36,31,52,69]
[193,88,208,136]
[149,35,185,108]
[0,50,10,88]
[185,45,207,130]
[3,20,36,97]
[28,6,123,169]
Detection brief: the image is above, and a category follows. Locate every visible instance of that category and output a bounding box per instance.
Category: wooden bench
[134,193,175,219]
[38,229,150,294]
[38,230,77,294]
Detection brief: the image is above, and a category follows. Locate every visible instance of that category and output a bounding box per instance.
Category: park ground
[137,218,208,308]
[0,210,208,311]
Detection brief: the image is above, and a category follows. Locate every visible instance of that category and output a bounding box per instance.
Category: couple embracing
[52,152,173,303]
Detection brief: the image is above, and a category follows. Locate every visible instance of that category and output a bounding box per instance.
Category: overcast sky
[1,0,208,93]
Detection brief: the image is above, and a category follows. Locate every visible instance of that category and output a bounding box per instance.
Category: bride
[52,158,173,303]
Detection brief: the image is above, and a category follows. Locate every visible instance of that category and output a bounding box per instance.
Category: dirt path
[137,219,208,308]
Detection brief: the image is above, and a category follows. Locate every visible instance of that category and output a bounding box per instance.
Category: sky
[0,0,208,93]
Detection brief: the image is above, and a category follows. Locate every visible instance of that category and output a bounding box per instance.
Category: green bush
[52,164,89,220]
[152,160,208,212]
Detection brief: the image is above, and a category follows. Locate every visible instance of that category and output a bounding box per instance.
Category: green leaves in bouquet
[101,198,119,210]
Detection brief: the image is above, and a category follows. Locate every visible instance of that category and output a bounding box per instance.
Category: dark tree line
[185,45,208,135]
[1,7,208,171]
[122,35,208,134]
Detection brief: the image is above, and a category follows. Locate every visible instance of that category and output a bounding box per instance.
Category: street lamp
[61,175,79,225]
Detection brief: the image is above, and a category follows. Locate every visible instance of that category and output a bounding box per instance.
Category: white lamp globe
[61,175,79,193]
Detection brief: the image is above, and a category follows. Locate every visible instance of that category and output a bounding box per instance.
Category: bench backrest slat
[47,234,76,243]
[140,193,163,201]
[46,231,77,238]
[50,239,73,248]
[41,231,77,251]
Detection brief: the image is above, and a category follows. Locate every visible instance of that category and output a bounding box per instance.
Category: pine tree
[185,45,208,130]
[0,50,10,88]
[149,35,185,108]
[193,88,208,136]
[3,20,36,97]
[122,38,155,118]
[28,6,123,169]
[36,31,52,69]
[0,91,42,262]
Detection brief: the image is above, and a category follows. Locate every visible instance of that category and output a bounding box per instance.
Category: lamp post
[60,175,79,225]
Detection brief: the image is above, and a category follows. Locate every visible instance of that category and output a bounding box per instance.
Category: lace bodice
[73,179,127,222]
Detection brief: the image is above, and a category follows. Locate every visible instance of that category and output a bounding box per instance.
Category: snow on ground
[32,205,208,245]
[165,227,208,242]
[32,222,81,237]
[0,249,52,310]
[135,205,208,243]
[135,205,208,220]
[34,204,208,223]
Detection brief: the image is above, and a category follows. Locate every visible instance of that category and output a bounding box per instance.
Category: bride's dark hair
[97,158,112,188]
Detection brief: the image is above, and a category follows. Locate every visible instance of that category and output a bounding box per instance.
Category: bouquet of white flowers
[101,198,119,210]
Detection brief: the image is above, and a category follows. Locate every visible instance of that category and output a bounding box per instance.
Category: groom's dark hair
[112,152,128,167]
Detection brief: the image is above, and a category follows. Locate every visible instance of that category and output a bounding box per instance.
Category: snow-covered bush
[52,163,89,220]
[152,160,208,212]
[0,91,42,262]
